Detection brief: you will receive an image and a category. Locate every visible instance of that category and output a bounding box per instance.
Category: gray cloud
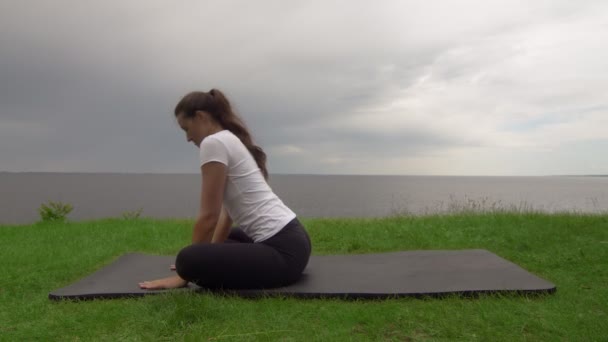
[1,0,607,175]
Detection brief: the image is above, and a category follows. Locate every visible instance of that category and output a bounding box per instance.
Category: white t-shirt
[199,130,296,243]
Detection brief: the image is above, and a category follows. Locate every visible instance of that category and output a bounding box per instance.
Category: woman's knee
[175,244,199,280]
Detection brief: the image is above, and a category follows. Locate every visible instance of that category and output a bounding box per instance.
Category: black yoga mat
[49,249,556,300]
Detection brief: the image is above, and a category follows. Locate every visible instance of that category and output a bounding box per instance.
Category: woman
[139,89,312,290]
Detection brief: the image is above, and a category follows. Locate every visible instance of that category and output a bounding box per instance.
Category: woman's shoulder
[202,130,245,154]
[203,130,232,144]
[212,130,235,139]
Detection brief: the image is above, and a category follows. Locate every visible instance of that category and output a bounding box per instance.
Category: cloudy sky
[1,1,607,176]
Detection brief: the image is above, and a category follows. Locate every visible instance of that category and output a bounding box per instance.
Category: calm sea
[0,172,607,225]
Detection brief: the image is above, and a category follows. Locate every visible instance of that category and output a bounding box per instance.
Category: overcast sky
[1,1,607,175]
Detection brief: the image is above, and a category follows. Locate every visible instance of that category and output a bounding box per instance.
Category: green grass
[1,212,607,341]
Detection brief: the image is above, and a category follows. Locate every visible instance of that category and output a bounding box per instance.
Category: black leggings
[175,217,312,289]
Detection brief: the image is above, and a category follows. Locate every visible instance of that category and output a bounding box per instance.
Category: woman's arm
[191,161,227,244]
[143,161,229,289]
[211,206,233,243]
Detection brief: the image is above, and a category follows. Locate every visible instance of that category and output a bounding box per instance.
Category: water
[0,172,607,225]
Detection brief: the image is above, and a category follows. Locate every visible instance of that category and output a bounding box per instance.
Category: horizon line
[0,171,606,177]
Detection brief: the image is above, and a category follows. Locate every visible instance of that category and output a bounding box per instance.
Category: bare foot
[139,275,188,290]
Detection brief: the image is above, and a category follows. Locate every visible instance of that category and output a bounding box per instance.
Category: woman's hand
[139,275,188,290]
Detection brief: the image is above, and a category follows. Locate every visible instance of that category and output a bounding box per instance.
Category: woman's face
[176,111,210,148]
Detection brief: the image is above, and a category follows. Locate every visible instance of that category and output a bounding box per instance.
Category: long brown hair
[174,89,269,181]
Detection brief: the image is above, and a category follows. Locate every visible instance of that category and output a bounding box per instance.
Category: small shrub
[38,200,73,222]
[122,208,143,220]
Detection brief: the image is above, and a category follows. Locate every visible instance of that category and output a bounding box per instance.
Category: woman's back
[200,129,296,242]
